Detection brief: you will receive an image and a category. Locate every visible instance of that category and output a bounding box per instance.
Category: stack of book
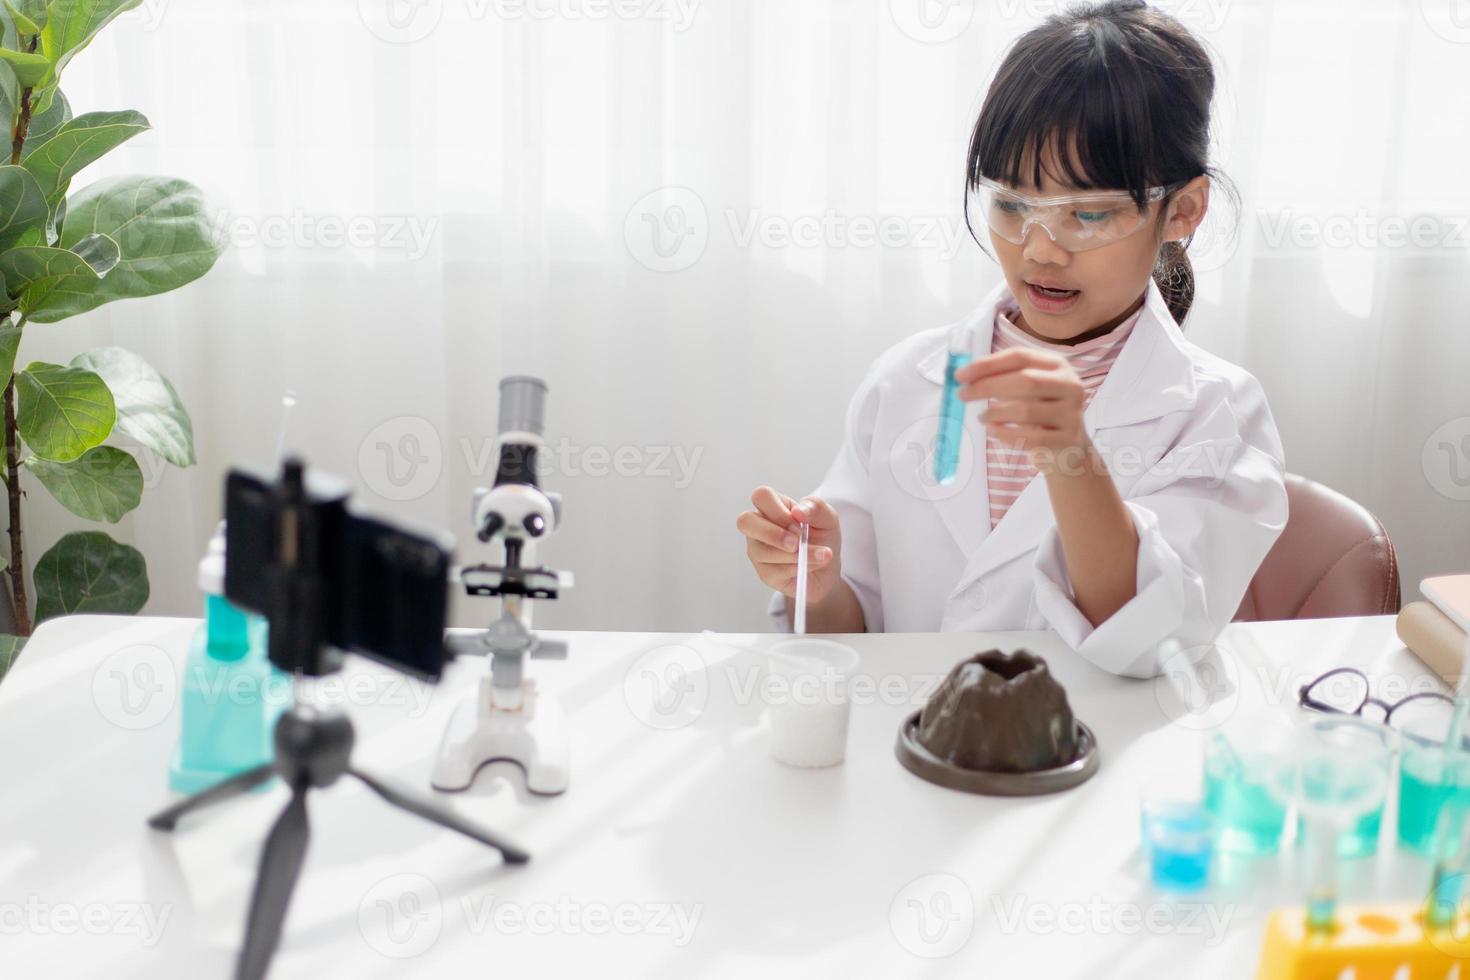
[1397,575,1470,687]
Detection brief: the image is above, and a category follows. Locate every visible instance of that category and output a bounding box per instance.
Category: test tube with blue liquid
[933,319,984,486]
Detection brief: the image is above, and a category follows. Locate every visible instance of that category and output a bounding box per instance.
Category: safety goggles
[969,176,1179,252]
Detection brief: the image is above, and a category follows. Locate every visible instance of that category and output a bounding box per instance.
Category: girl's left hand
[954,347,1090,471]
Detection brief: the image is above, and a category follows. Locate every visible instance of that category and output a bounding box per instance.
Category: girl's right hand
[736,486,842,602]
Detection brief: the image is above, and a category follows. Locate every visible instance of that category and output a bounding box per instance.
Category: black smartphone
[223,464,452,682]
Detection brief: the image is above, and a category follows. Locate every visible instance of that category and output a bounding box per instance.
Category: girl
[735,0,1288,678]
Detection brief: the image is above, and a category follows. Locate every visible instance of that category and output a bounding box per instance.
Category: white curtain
[29,0,1470,633]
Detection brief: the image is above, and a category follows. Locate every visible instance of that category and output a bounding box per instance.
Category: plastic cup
[1289,715,1396,858]
[1143,800,1215,892]
[765,639,860,768]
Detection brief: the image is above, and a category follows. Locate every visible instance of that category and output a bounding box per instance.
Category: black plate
[894,710,1100,796]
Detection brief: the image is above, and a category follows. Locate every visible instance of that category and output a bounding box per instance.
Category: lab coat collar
[912,277,1200,599]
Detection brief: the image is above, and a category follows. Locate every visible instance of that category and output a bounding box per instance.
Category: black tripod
[148,701,529,980]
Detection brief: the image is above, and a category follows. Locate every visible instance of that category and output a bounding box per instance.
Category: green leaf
[0,237,115,318]
[52,175,220,318]
[5,0,45,35]
[0,323,19,385]
[44,0,141,73]
[0,164,46,250]
[33,530,148,623]
[67,230,117,272]
[22,109,148,206]
[25,0,141,113]
[24,444,141,522]
[71,346,192,466]
[21,87,70,156]
[0,47,47,87]
[15,360,113,461]
[0,634,24,681]
[0,35,15,131]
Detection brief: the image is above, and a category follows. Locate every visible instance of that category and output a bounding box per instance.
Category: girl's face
[988,144,1209,343]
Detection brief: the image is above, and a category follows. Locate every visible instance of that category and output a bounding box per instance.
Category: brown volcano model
[915,649,1081,772]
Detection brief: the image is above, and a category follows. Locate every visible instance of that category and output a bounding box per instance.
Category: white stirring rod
[793,520,810,634]
[272,390,298,466]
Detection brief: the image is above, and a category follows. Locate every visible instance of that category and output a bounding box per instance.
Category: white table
[0,614,1448,978]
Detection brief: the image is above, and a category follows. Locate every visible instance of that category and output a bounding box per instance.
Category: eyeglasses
[1297,666,1455,731]
[968,176,1179,252]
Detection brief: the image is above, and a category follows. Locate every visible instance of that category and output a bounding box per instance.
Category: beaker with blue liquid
[1290,716,1396,858]
[1203,713,1294,856]
[1396,706,1470,856]
[933,318,985,486]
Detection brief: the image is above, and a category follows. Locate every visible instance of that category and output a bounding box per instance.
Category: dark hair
[964,0,1235,325]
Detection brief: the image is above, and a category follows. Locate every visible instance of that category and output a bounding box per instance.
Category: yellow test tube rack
[1256,903,1470,980]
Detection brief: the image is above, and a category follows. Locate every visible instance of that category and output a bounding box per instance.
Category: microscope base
[431,680,569,795]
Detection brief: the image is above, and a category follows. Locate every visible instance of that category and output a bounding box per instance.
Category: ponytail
[1153,239,1195,327]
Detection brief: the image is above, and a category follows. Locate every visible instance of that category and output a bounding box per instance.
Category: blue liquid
[1306,895,1336,931]
[933,351,973,485]
[169,598,288,793]
[1397,748,1470,855]
[1142,802,1214,892]
[1428,867,1465,927]
[1203,738,1288,856]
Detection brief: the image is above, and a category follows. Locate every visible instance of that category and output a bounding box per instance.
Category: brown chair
[1234,473,1401,622]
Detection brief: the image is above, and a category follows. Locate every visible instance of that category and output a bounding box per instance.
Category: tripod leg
[348,768,530,864]
[148,764,276,831]
[236,788,311,980]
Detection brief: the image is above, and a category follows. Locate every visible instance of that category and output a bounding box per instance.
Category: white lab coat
[767,277,1289,678]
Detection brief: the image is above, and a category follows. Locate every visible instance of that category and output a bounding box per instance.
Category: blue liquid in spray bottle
[933,320,982,486]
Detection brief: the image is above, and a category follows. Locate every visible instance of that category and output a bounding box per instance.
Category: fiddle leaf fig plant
[0,0,222,678]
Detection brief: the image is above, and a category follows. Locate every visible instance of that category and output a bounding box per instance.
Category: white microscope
[432,376,575,795]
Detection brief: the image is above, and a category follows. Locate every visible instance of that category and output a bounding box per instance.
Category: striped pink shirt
[985,301,1143,529]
